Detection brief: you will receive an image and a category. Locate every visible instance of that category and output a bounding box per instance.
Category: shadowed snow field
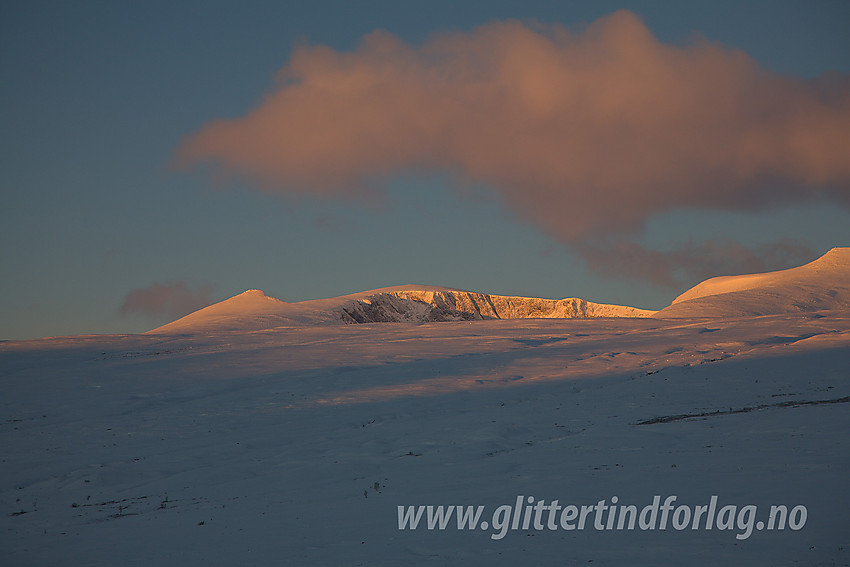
[2,313,849,565]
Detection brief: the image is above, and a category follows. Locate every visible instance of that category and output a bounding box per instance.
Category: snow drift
[150,285,656,334]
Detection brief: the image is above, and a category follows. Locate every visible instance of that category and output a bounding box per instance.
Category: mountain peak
[237,289,269,298]
[218,289,286,306]
[816,247,850,268]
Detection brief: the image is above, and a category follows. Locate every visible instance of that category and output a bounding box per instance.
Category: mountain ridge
[148,248,850,333]
[149,285,656,334]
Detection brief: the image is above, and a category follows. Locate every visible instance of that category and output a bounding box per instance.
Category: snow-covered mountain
[655,247,850,318]
[150,285,657,334]
[149,248,850,333]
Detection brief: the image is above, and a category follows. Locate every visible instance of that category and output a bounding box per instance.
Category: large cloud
[175,11,849,282]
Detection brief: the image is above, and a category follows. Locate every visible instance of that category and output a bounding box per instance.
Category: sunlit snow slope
[150,285,656,334]
[655,247,850,318]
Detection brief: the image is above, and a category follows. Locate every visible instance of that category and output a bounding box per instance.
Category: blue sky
[2,1,849,339]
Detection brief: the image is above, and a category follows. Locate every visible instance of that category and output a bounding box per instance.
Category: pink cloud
[175,11,850,242]
[121,281,215,320]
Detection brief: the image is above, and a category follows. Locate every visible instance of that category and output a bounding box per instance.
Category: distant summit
[149,285,655,334]
[654,247,850,318]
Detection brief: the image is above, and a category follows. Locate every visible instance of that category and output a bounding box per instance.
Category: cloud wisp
[575,239,816,289]
[121,281,215,320]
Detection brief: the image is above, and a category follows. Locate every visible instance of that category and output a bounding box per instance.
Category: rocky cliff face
[337,289,656,323]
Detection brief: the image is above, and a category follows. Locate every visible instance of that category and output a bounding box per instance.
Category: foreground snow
[2,312,849,565]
